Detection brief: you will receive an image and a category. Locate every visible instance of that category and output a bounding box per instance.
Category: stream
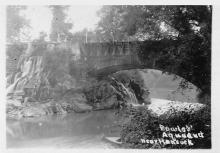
[7,109,122,148]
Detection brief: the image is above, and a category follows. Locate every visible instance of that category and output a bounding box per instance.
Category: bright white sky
[20,6,102,40]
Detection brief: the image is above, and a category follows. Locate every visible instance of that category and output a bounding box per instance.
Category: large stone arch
[87,64,200,90]
[79,40,208,94]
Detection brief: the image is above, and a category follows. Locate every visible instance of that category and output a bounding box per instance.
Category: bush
[120,105,211,149]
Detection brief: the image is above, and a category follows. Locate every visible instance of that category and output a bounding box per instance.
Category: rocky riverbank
[6,42,200,120]
[6,42,152,118]
[7,74,151,119]
[6,43,210,149]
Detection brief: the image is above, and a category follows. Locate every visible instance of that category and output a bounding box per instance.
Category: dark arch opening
[88,64,200,90]
[87,65,201,103]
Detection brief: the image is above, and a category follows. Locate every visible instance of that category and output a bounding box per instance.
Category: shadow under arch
[87,64,201,103]
[88,64,199,88]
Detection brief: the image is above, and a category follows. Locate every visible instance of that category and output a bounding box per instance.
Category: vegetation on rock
[120,104,211,149]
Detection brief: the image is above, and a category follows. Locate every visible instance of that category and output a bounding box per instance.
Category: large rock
[83,76,147,110]
[71,101,92,113]
[7,89,93,118]
[62,91,92,113]
[84,80,118,110]
[21,106,47,117]
[7,99,22,107]
[93,95,118,110]
[6,99,22,116]
[7,42,77,102]
[112,70,151,105]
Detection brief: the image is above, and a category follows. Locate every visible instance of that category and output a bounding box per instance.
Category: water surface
[7,110,122,148]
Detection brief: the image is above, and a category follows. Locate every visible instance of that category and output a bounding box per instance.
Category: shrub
[120,105,211,149]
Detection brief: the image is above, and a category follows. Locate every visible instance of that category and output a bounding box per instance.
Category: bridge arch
[87,64,200,90]
[79,41,203,93]
[88,67,200,102]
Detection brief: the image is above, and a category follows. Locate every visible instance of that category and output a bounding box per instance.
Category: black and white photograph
[3,3,215,150]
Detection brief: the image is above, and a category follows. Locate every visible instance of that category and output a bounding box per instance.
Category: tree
[145,6,212,100]
[6,6,30,43]
[70,28,99,43]
[96,6,130,42]
[96,6,173,41]
[96,5,212,103]
[49,5,73,42]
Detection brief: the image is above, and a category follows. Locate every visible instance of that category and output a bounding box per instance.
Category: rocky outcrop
[7,55,77,100]
[83,75,151,110]
[6,42,90,118]
[6,42,152,118]
[7,92,93,118]
[83,79,123,110]
[62,91,92,113]
[7,41,80,101]
[112,70,151,104]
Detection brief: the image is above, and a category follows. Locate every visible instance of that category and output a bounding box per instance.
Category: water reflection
[7,110,122,148]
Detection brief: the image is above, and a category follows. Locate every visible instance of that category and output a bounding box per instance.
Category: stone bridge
[79,41,176,78]
[6,40,191,85]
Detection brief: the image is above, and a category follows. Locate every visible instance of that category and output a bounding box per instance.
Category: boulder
[71,101,92,113]
[7,99,22,107]
[140,88,151,104]
[83,77,143,110]
[93,95,118,110]
[84,80,120,110]
[6,99,22,115]
[21,106,46,117]
[62,92,92,113]
[112,71,151,105]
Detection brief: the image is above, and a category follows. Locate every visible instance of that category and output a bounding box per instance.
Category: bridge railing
[79,41,143,70]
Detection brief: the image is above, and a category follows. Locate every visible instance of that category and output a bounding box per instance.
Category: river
[7,110,122,148]
[7,70,199,149]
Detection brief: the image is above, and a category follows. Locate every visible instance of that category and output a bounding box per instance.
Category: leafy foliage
[68,28,99,43]
[6,6,30,42]
[96,6,211,102]
[120,106,211,149]
[42,46,72,83]
[49,5,73,42]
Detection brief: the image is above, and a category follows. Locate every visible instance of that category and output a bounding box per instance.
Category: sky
[20,5,102,40]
